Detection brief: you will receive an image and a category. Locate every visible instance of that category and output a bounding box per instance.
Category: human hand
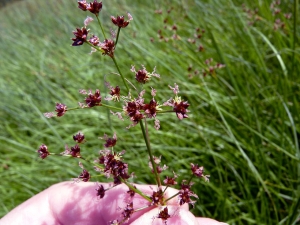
[0,182,228,225]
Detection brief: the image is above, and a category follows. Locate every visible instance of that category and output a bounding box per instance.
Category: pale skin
[0,182,228,225]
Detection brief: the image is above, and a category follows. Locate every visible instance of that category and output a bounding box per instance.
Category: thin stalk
[96,15,107,40]
[164,192,180,203]
[121,178,152,202]
[64,104,122,113]
[112,57,130,93]
[101,103,122,111]
[49,153,103,169]
[140,119,162,189]
[115,27,121,47]
[85,41,104,53]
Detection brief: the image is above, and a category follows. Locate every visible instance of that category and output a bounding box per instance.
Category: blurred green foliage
[0,0,299,224]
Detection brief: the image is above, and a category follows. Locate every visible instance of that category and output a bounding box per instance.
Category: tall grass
[0,0,299,224]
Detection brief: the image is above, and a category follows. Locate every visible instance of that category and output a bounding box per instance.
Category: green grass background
[0,0,299,224]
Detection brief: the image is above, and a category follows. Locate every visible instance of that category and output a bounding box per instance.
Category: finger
[130,205,198,225]
[197,217,229,225]
[48,182,189,224]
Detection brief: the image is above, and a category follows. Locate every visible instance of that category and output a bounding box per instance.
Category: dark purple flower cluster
[111,14,132,28]
[85,89,102,107]
[37,144,49,159]
[55,103,67,117]
[150,189,164,206]
[122,202,134,220]
[157,207,171,224]
[98,150,130,185]
[78,0,102,15]
[38,2,211,224]
[178,181,198,207]
[99,39,115,58]
[72,27,89,46]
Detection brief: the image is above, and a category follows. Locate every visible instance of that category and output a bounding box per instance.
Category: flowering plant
[37,1,210,224]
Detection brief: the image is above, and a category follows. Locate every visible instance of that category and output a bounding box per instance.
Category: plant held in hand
[38,1,209,224]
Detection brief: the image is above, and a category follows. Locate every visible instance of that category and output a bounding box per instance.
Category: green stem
[121,178,152,202]
[115,27,121,47]
[164,192,180,203]
[85,41,104,53]
[111,57,130,93]
[101,103,122,111]
[96,15,107,40]
[140,119,162,189]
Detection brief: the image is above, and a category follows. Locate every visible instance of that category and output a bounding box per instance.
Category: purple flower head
[122,202,134,220]
[143,98,158,118]
[70,144,81,157]
[99,39,115,58]
[158,207,171,224]
[127,186,136,198]
[55,103,67,117]
[72,27,89,46]
[111,15,130,28]
[87,0,102,15]
[150,189,164,206]
[190,163,204,178]
[163,172,178,186]
[173,99,190,120]
[109,86,121,101]
[89,35,99,46]
[98,150,130,184]
[37,144,49,159]
[131,65,160,84]
[178,181,198,207]
[96,184,106,199]
[102,133,117,148]
[73,132,85,143]
[85,89,101,107]
[78,0,88,11]
[78,169,91,182]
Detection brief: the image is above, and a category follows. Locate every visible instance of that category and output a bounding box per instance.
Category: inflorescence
[37,1,210,224]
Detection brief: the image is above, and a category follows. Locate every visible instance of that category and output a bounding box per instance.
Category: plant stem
[111,57,130,93]
[101,103,122,111]
[139,118,162,189]
[115,27,121,47]
[96,15,107,40]
[121,178,152,202]
[85,41,104,53]
[164,192,180,203]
